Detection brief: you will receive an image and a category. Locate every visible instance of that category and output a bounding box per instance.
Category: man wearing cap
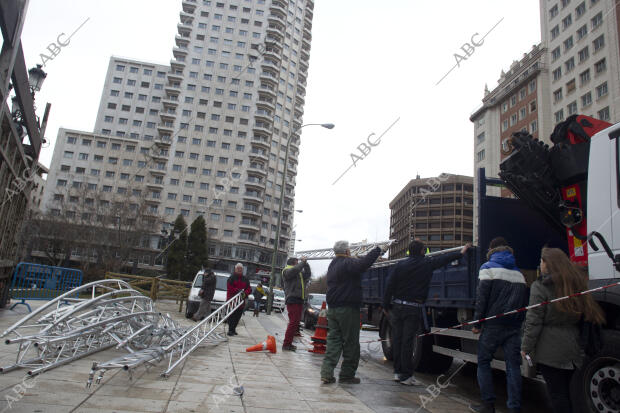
[383,240,471,385]
[320,241,383,384]
[282,256,311,351]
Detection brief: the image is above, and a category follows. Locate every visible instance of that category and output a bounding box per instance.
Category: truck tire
[571,330,620,413]
[379,315,393,361]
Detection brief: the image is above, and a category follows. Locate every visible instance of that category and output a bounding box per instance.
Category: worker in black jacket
[383,240,471,385]
[320,241,384,384]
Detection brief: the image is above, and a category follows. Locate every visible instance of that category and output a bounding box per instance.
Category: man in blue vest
[282,256,311,351]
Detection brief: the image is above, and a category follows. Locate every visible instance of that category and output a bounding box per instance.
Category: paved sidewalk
[0,301,474,412]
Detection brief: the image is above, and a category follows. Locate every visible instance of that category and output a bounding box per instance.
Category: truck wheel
[571,330,620,413]
[185,309,193,319]
[379,315,393,361]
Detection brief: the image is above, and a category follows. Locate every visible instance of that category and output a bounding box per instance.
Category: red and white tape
[417,279,620,338]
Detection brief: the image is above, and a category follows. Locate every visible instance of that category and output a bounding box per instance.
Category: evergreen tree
[186,215,208,280]
[165,215,188,280]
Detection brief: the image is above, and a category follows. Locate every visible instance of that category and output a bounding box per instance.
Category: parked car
[303,293,326,329]
[271,288,286,312]
[186,270,229,319]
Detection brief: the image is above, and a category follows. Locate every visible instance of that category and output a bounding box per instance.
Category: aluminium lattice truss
[296,240,395,260]
[0,279,243,385]
[87,290,244,385]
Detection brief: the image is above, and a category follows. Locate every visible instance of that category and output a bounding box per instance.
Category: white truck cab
[587,122,620,280]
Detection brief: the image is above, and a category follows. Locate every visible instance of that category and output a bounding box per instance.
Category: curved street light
[266,122,334,314]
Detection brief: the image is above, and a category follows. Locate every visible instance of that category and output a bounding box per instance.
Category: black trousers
[228,307,244,333]
[391,304,421,379]
[539,363,574,413]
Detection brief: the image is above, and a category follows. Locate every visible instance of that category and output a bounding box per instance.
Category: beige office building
[43,0,315,274]
[389,174,474,259]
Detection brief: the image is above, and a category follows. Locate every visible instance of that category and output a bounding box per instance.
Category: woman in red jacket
[226,263,252,336]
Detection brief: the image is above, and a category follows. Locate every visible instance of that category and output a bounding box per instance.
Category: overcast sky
[20,1,541,276]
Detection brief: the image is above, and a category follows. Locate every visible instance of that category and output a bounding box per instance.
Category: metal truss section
[296,240,395,260]
[161,292,243,376]
[1,279,242,384]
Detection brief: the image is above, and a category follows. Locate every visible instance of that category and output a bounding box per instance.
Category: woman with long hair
[521,248,605,413]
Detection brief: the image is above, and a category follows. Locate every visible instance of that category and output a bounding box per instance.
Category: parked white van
[185,270,229,319]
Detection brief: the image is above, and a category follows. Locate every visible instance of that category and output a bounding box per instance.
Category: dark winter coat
[383,250,463,309]
[200,271,216,301]
[521,274,583,369]
[226,272,252,307]
[283,261,311,304]
[473,246,528,328]
[326,247,382,309]
[253,285,266,300]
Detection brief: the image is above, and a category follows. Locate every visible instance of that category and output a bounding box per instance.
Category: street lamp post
[265,123,334,314]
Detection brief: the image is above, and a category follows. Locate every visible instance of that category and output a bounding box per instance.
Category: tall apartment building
[541,0,620,125]
[43,0,315,275]
[470,44,552,241]
[389,174,474,259]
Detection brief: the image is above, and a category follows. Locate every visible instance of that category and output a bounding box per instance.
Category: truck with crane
[359,115,620,412]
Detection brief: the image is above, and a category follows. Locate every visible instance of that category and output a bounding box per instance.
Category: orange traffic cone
[309,301,328,354]
[246,335,277,353]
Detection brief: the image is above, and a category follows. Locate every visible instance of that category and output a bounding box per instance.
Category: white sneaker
[400,376,422,386]
[393,374,401,381]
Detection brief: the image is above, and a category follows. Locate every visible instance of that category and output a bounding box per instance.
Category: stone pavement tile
[242,395,312,410]
[15,389,88,407]
[241,408,312,413]
[93,383,174,401]
[165,400,244,413]
[75,409,139,413]
[80,394,168,412]
[306,400,376,413]
[0,401,72,413]
[170,387,215,402]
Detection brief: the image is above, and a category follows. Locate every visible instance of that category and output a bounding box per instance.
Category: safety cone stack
[246,335,277,353]
[308,301,328,354]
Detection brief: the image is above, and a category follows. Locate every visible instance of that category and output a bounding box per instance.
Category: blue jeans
[477,325,522,410]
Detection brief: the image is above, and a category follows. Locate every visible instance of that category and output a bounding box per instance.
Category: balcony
[155,137,172,146]
[255,109,273,122]
[160,109,176,121]
[246,178,266,190]
[257,97,275,111]
[268,14,286,26]
[261,59,279,72]
[242,207,262,217]
[162,95,179,107]
[253,122,272,135]
[177,22,192,33]
[157,122,175,133]
[175,34,190,47]
[249,151,268,162]
[259,86,276,99]
[165,83,182,95]
[248,165,267,176]
[182,0,196,14]
[267,24,285,37]
[239,220,261,231]
[167,70,184,83]
[147,180,165,190]
[243,192,263,203]
[170,59,185,71]
[262,49,280,62]
[270,2,287,15]
[251,136,270,150]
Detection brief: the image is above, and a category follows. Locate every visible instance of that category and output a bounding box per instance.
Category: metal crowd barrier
[9,263,83,312]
